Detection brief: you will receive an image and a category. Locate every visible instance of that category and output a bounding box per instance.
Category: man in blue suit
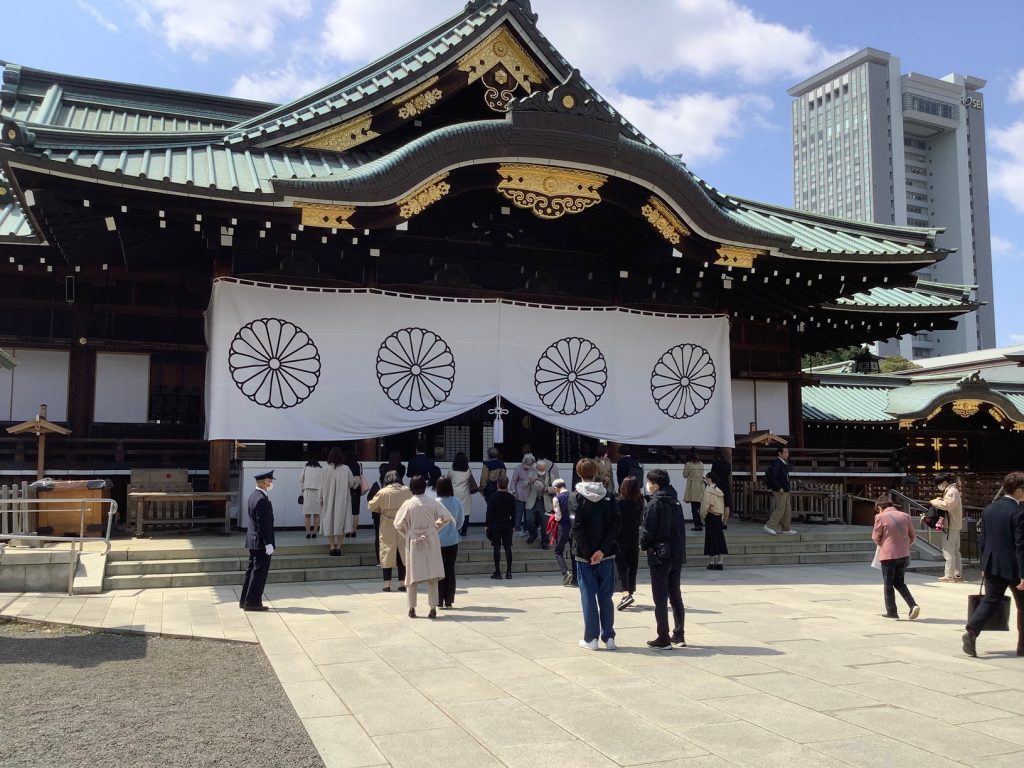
[240,470,276,611]
[963,471,1024,657]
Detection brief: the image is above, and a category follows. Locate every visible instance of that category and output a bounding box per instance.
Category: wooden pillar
[788,379,805,448]
[357,438,378,463]
[67,284,96,437]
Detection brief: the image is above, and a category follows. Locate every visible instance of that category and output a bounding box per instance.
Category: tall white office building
[788,48,994,358]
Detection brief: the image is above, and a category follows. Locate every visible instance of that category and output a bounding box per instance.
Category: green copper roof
[802,384,894,422]
[0,169,34,240]
[724,197,940,257]
[832,281,975,311]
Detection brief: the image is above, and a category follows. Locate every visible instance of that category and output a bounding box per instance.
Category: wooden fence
[0,482,35,535]
[736,479,847,524]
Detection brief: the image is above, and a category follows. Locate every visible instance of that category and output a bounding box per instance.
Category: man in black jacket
[240,470,276,611]
[570,458,621,650]
[639,468,687,649]
[764,446,796,535]
[963,471,1024,657]
[485,476,516,580]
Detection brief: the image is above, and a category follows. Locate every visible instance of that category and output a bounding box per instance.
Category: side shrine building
[1,0,977,497]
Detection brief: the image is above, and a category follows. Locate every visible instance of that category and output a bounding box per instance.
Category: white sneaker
[909,605,920,620]
[763,525,778,535]
[604,638,617,650]
[578,638,599,651]
[783,530,798,535]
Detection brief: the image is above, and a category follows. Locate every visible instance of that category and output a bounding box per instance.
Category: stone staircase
[102,528,889,591]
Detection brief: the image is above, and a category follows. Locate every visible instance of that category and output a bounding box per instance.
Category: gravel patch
[0,620,324,768]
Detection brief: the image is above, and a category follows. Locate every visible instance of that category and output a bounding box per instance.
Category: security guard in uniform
[240,470,276,611]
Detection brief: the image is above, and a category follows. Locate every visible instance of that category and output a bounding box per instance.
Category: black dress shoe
[398,585,407,592]
[490,571,502,580]
[962,631,977,657]
[505,571,512,579]
[243,604,270,612]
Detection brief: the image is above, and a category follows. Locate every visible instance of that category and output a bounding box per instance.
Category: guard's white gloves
[265,544,275,556]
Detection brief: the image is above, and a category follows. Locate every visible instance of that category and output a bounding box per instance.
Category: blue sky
[5,0,1024,346]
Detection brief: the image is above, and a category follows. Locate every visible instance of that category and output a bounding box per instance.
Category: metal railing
[0,498,118,595]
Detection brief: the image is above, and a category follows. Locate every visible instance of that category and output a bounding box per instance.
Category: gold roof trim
[287,113,378,152]
[496,163,607,220]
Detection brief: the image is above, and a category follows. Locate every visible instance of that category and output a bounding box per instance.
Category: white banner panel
[94,353,150,423]
[206,279,734,446]
[9,349,69,422]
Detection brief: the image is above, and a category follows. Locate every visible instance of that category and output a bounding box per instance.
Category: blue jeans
[576,558,616,642]
[515,500,527,530]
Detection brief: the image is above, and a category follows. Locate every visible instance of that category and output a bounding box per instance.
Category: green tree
[801,345,861,370]
[879,356,920,373]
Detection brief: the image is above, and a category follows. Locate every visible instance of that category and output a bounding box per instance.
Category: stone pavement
[3,563,1024,768]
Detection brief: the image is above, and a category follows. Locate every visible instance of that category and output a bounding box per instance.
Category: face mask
[645,482,654,495]
[266,483,274,493]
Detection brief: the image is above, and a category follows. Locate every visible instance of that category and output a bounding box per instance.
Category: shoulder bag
[967,573,1011,631]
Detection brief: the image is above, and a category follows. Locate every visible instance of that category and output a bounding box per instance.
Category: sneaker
[706,564,716,570]
[578,638,599,651]
[646,638,673,650]
[714,564,724,571]
[783,530,798,535]
[670,632,686,647]
[617,594,635,610]
[881,613,899,619]
[962,631,977,657]
[604,637,617,650]
[525,535,537,544]
[953,575,963,583]
[938,576,956,583]
[909,605,920,620]
[763,525,778,535]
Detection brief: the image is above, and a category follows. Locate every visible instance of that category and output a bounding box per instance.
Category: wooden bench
[129,492,235,537]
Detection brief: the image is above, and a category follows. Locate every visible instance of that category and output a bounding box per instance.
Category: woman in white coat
[300,458,323,538]
[447,451,477,537]
[321,446,360,556]
[394,475,454,619]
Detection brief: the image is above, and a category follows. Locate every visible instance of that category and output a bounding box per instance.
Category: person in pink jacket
[872,493,920,620]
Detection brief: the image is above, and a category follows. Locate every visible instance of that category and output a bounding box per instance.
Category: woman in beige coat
[682,449,705,532]
[321,446,360,556]
[394,475,454,619]
[368,470,413,592]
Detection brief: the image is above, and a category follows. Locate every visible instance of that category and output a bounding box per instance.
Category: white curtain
[206,279,734,446]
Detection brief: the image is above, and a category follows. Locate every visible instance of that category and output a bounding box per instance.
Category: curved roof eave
[270,119,790,251]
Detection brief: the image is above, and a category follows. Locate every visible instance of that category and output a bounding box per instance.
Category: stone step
[101,548,874,590]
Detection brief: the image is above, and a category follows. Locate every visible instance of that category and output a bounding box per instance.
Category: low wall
[0,548,73,592]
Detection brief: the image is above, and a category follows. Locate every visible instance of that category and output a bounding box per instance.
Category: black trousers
[383,549,405,583]
[968,575,1024,644]
[240,549,271,608]
[554,525,572,575]
[880,556,917,616]
[439,544,459,606]
[491,528,513,572]
[616,546,638,594]
[459,514,470,538]
[689,501,702,529]
[649,561,685,641]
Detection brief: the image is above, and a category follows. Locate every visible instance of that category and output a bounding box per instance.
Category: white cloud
[608,89,772,163]
[230,67,332,103]
[990,119,1024,214]
[1008,334,1024,346]
[1010,68,1024,103]
[537,0,855,86]
[319,0,445,63]
[991,235,1024,262]
[78,1,118,32]
[129,0,311,57]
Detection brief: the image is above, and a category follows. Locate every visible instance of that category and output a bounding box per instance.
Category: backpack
[922,505,945,530]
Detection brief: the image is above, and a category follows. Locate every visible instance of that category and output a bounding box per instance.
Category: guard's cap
[254,470,275,481]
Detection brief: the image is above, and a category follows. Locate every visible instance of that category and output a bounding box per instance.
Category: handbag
[359,464,370,495]
[968,574,1011,631]
[468,473,479,495]
[297,494,304,505]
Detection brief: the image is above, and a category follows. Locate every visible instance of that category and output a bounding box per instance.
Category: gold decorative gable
[641,196,691,245]
[714,245,762,269]
[393,77,443,120]
[496,164,607,220]
[398,173,451,219]
[458,26,545,112]
[294,202,356,229]
[288,114,378,152]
